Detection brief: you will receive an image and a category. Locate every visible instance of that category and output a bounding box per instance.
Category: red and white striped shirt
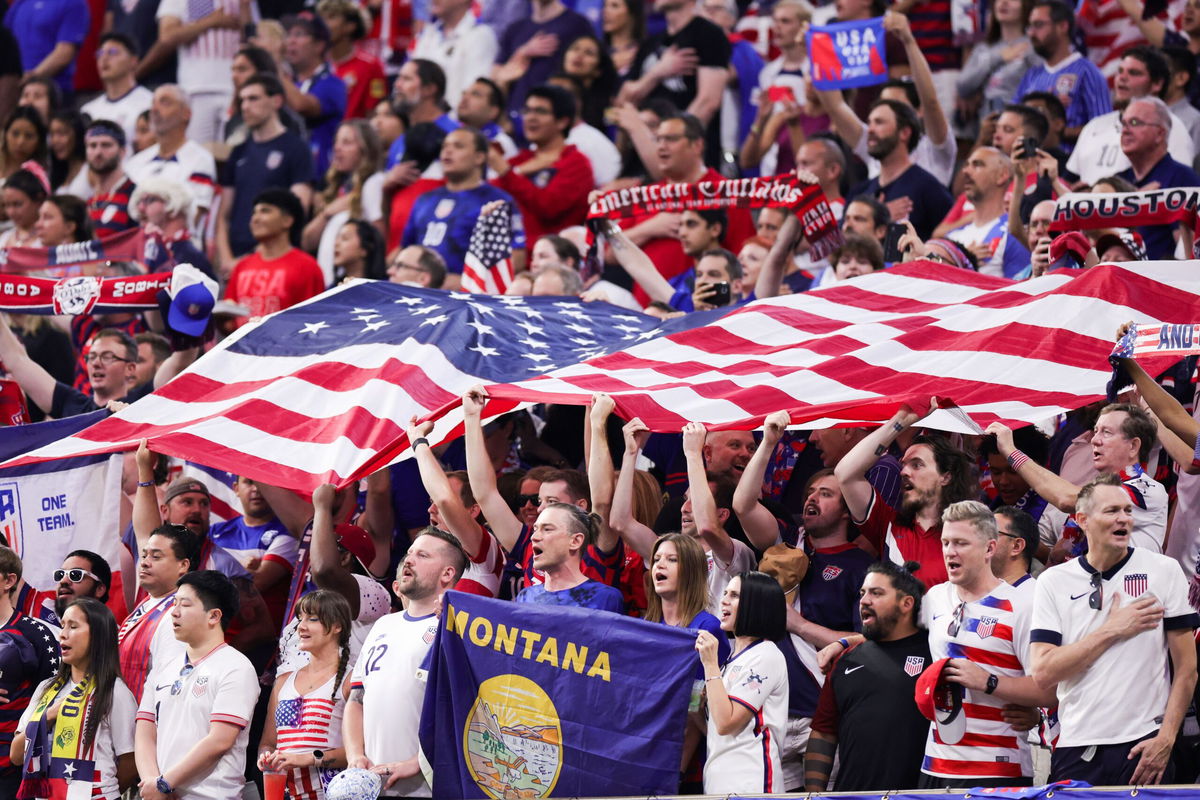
[456,525,504,598]
[275,669,345,800]
[921,579,1033,780]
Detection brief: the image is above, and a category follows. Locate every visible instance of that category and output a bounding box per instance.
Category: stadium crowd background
[1,0,1200,795]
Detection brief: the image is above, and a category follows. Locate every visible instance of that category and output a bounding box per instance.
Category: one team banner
[807,17,889,90]
[1049,188,1200,258]
[419,592,699,799]
[0,411,123,595]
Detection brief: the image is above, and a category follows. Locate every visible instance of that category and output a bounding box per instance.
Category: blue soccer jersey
[402,185,527,274]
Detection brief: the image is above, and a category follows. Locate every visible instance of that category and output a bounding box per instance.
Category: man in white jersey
[345,529,468,796]
[987,403,1167,553]
[1031,474,1198,785]
[919,501,1056,789]
[135,570,260,800]
[406,416,504,598]
[81,32,153,146]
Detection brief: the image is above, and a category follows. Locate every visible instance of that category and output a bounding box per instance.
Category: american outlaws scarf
[1049,189,1200,257]
[18,674,98,800]
[0,228,161,277]
[585,173,844,273]
[0,272,172,316]
[1108,321,1200,401]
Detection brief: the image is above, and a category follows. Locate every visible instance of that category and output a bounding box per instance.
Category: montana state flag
[418,592,700,799]
[808,17,889,90]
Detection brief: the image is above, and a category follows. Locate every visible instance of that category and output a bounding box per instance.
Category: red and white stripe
[6,262,1200,495]
[1079,0,1186,82]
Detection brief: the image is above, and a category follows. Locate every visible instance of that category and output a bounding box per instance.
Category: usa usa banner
[0,411,124,597]
[419,592,699,799]
[808,17,889,90]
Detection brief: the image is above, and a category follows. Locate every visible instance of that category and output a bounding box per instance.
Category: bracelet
[705,676,723,682]
[837,637,850,650]
[137,480,154,488]
[1007,450,1030,470]
[412,437,430,450]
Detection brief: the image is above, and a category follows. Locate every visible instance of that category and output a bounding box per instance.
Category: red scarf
[1049,188,1200,257]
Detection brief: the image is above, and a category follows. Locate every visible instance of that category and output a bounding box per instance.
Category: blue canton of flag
[1124,573,1148,598]
[187,0,215,21]
[1107,323,1138,401]
[276,697,303,727]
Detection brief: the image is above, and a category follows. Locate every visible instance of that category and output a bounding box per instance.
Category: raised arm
[986,422,1082,512]
[587,393,620,554]
[0,319,58,413]
[462,386,523,551]
[1117,326,1200,447]
[834,407,921,522]
[309,483,362,616]
[1115,0,1167,46]
[683,422,733,563]
[886,12,947,145]
[133,439,165,556]
[407,416,483,557]
[754,212,802,299]
[732,410,790,549]
[609,417,659,559]
[602,219,676,304]
[359,469,395,575]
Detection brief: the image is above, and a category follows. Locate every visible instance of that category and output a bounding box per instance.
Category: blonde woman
[303,120,384,284]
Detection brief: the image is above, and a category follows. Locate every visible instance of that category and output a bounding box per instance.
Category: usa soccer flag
[808,17,888,90]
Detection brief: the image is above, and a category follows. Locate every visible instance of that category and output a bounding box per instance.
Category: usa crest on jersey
[976,617,997,639]
[1125,573,1148,597]
[822,565,843,581]
[904,655,925,676]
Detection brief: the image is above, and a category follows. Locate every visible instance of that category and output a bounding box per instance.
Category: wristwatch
[313,749,326,769]
[156,775,173,795]
[985,674,999,695]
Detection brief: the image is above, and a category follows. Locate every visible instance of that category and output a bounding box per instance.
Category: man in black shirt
[805,560,931,792]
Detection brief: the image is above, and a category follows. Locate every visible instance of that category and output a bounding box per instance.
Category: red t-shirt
[226,247,326,326]
[493,144,594,245]
[856,488,948,587]
[617,167,755,305]
[333,50,388,121]
[387,177,445,253]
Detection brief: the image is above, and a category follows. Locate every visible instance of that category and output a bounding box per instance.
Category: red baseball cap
[914,658,967,745]
[335,523,375,569]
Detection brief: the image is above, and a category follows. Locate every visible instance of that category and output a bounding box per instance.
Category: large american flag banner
[5,261,1200,494]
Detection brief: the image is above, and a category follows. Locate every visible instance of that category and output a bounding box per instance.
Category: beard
[866,132,900,160]
[862,605,902,641]
[897,485,937,527]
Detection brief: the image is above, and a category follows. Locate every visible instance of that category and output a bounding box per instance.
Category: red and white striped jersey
[156,0,245,93]
[455,525,504,598]
[275,669,345,800]
[921,579,1033,780]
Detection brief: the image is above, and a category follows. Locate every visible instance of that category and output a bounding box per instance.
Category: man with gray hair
[531,264,584,296]
[124,84,217,239]
[1030,474,1197,786]
[944,147,1030,278]
[1117,95,1200,259]
[916,499,1052,789]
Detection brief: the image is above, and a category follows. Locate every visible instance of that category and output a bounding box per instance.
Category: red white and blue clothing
[920,580,1033,781]
[0,612,60,780]
[946,213,1031,279]
[455,525,505,599]
[704,639,788,794]
[117,593,183,704]
[857,488,948,587]
[274,670,345,800]
[1011,52,1112,131]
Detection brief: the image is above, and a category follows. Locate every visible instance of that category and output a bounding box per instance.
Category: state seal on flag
[465,674,563,799]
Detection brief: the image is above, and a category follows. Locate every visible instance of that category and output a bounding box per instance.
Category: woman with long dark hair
[602,0,644,78]
[35,195,92,247]
[560,34,618,130]
[48,111,87,196]
[0,168,49,248]
[11,597,137,799]
[258,590,353,800]
[696,570,788,794]
[332,218,388,282]
[1,107,48,181]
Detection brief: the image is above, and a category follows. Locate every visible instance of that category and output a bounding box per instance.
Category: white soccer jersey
[136,643,260,800]
[1066,109,1196,186]
[350,611,439,797]
[81,86,153,146]
[124,140,216,235]
[1031,547,1198,747]
[921,579,1033,781]
[704,639,788,795]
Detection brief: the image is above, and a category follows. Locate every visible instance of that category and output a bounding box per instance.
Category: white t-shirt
[17,677,137,800]
[156,0,248,94]
[316,172,385,286]
[136,643,260,800]
[704,639,788,794]
[350,611,438,797]
[410,14,498,108]
[81,86,154,146]
[567,123,620,187]
[920,579,1033,780]
[1032,547,1197,746]
[124,140,217,235]
[277,574,392,676]
[1066,109,1196,186]
[707,538,757,614]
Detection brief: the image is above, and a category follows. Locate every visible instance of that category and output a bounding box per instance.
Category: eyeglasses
[170,662,195,696]
[54,568,100,584]
[947,600,966,637]
[137,195,165,206]
[1119,118,1163,130]
[390,259,429,273]
[655,134,690,145]
[85,351,131,365]
[521,105,554,116]
[1088,571,1103,610]
[997,530,1023,540]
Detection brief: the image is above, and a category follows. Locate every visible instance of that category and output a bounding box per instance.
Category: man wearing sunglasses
[52,550,111,617]
[1030,474,1198,786]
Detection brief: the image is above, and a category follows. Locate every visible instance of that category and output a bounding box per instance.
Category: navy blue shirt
[402,184,526,273]
[496,8,594,132]
[515,580,625,613]
[224,130,314,257]
[1118,154,1200,259]
[296,64,347,180]
[853,164,954,240]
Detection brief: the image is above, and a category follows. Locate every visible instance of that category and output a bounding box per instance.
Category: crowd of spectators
[3,0,1200,795]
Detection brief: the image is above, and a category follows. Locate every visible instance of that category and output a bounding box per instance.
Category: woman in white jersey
[12,597,137,800]
[259,590,352,800]
[696,570,789,795]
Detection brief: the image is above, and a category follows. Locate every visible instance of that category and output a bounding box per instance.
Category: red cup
[263,771,287,800]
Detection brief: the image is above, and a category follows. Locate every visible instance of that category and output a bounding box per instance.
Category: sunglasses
[170,662,195,696]
[947,600,966,637]
[517,494,542,507]
[1089,571,1103,611]
[54,568,99,584]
